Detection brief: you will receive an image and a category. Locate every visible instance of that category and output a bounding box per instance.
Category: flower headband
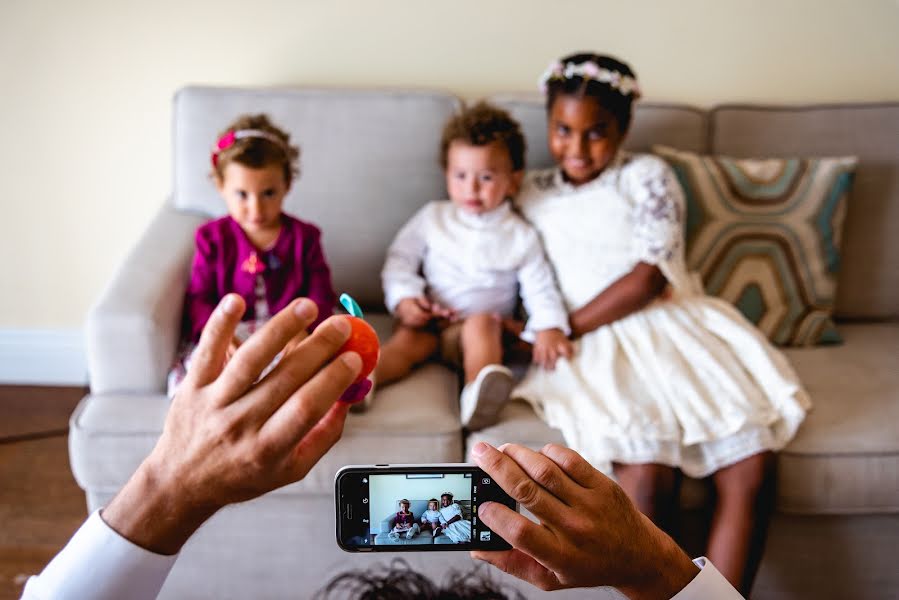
[211,129,289,168]
[538,60,641,99]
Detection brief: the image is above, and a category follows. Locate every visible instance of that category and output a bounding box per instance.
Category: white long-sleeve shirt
[382,201,570,341]
[22,510,743,599]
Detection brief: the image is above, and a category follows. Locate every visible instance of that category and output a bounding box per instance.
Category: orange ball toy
[336,293,380,385]
[339,316,380,384]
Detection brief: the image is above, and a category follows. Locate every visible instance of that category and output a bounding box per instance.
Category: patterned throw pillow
[653,145,857,346]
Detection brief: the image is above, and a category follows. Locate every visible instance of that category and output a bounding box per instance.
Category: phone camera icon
[362,498,368,504]
[481,477,491,485]
[479,531,491,542]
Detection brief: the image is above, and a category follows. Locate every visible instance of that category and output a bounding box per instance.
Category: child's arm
[516,228,572,367]
[568,263,667,337]
[382,205,431,318]
[184,228,222,343]
[300,224,337,332]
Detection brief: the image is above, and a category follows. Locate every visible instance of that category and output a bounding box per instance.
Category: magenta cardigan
[183,214,337,343]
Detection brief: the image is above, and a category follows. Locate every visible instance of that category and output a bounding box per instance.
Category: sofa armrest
[379,515,396,534]
[86,204,207,394]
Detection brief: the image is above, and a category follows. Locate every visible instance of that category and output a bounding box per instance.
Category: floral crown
[539,60,641,99]
[211,128,289,168]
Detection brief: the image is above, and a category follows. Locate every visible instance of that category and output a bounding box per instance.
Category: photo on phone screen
[335,464,517,552]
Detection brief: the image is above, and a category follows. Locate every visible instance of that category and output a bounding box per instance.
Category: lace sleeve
[627,156,686,265]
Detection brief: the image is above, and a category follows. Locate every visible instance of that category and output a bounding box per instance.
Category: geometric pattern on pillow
[653,145,857,346]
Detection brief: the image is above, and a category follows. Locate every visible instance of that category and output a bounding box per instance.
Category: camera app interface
[341,470,507,549]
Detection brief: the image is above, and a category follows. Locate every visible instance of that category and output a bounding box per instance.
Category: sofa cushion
[779,322,899,513]
[710,104,899,320]
[654,144,857,346]
[70,315,464,497]
[468,323,899,514]
[490,93,708,169]
[171,87,460,309]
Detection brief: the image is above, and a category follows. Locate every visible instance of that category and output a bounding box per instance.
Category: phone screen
[336,464,517,552]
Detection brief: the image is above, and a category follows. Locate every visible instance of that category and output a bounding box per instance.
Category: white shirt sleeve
[21,510,178,600]
[669,557,744,600]
[382,204,431,313]
[517,229,570,343]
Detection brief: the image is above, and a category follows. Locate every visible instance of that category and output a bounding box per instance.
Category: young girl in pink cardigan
[168,114,336,396]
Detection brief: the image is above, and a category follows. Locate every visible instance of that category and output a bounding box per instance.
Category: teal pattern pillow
[653,145,857,346]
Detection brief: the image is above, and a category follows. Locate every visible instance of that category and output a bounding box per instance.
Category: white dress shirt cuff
[669,557,744,600]
[22,510,178,600]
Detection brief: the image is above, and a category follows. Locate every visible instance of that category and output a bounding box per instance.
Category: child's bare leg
[707,451,776,595]
[374,326,439,385]
[614,463,680,531]
[460,313,504,383]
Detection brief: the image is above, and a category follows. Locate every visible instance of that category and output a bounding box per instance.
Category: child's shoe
[459,364,514,431]
[405,528,415,539]
[388,531,400,541]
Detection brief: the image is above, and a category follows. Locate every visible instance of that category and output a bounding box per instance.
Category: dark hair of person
[440,101,527,171]
[315,560,527,600]
[545,52,638,135]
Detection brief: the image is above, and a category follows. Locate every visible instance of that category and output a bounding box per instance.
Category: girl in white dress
[437,493,472,543]
[507,52,811,594]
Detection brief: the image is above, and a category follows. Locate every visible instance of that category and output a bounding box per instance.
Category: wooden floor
[0,386,88,600]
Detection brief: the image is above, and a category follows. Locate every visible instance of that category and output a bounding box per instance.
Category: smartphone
[335,464,518,552]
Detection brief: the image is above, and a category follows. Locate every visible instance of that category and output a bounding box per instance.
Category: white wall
[2,0,898,333]
[369,473,472,530]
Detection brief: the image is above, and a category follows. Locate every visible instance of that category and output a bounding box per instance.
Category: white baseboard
[0,329,88,386]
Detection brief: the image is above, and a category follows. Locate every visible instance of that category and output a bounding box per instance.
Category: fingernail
[333,316,351,336]
[294,299,315,319]
[341,351,362,370]
[472,441,493,457]
[221,294,239,314]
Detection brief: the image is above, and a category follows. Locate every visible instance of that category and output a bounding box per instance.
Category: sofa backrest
[710,104,899,320]
[171,86,459,309]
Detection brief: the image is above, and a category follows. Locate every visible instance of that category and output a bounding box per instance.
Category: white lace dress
[513,153,811,478]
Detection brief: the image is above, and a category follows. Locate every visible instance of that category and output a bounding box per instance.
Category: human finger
[539,443,602,490]
[500,444,580,506]
[288,401,351,481]
[544,346,558,370]
[239,316,353,425]
[531,344,545,368]
[475,500,557,565]
[213,299,318,402]
[259,350,360,455]
[470,549,563,592]
[472,442,568,522]
[187,294,246,388]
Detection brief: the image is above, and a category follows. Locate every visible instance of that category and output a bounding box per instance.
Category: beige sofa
[70,87,899,599]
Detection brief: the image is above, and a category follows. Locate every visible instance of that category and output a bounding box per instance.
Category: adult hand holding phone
[470,442,700,599]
